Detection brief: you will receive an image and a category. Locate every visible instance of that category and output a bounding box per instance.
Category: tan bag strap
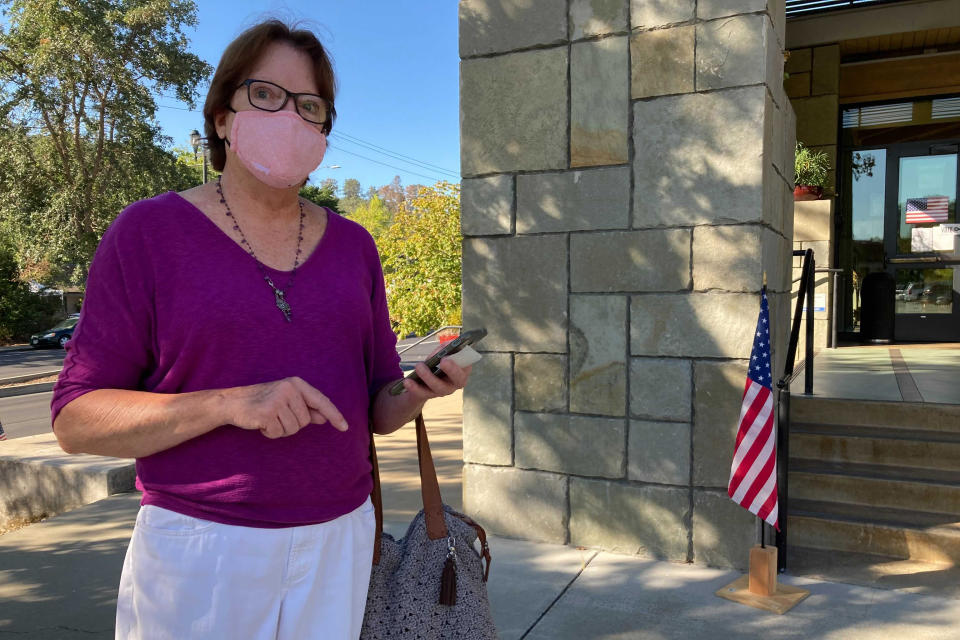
[370,413,448,565]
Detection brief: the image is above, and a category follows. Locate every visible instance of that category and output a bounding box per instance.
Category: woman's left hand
[402,356,472,401]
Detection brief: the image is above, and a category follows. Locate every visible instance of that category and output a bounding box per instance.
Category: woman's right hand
[225,377,348,439]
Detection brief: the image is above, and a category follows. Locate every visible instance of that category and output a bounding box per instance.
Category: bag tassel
[439,538,457,606]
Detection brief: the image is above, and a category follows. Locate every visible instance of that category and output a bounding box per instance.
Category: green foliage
[347,194,392,240]
[299,183,342,213]
[377,183,461,337]
[0,237,60,344]
[0,0,211,286]
[172,146,206,185]
[794,143,831,187]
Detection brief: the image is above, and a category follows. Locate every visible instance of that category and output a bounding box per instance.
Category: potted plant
[794,142,830,201]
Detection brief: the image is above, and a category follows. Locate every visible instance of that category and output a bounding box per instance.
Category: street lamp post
[189,129,208,184]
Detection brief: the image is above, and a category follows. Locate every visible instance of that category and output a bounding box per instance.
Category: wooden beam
[840,52,960,102]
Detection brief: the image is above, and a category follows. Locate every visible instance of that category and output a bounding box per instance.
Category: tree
[377,175,405,214]
[347,194,392,240]
[338,178,366,215]
[377,182,461,337]
[0,0,211,285]
[342,178,362,199]
[299,183,342,213]
[319,177,338,193]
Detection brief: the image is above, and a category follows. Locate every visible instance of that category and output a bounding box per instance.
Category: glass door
[839,148,886,334]
[885,143,959,341]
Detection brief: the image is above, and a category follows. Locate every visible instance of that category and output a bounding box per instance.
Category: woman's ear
[215,109,230,141]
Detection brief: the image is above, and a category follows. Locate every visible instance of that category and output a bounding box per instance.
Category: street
[0,391,53,440]
[0,348,64,380]
[0,334,448,441]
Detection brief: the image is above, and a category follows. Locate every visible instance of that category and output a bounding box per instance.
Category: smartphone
[389,328,487,395]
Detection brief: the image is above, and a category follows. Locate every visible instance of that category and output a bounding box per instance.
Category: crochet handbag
[361,413,498,639]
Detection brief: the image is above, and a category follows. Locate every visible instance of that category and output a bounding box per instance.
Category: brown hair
[203,19,337,171]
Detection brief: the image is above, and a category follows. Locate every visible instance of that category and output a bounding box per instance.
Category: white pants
[116,498,376,640]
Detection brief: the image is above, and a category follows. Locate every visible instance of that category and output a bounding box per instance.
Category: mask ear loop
[222,106,237,147]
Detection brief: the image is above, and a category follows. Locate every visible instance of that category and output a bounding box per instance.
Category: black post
[775,386,790,572]
[805,252,815,395]
[784,250,812,380]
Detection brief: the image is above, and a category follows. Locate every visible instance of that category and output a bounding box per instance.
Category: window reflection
[897,154,957,255]
[844,149,886,331]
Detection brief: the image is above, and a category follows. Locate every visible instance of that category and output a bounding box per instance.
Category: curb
[0,433,136,529]
[0,370,62,386]
[0,381,57,399]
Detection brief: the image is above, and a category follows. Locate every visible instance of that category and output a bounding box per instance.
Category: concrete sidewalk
[3,393,960,639]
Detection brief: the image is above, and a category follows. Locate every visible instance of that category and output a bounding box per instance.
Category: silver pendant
[274,289,292,322]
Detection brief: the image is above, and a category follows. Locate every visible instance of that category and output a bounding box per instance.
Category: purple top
[51,192,402,527]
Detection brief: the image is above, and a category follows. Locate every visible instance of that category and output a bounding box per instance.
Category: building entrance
[838,98,960,341]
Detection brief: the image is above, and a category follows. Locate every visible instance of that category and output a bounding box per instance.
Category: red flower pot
[793,185,823,201]
[437,329,459,344]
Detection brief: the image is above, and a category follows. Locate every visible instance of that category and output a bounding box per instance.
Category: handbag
[361,413,498,639]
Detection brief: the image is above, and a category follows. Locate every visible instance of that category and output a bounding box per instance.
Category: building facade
[459,0,960,570]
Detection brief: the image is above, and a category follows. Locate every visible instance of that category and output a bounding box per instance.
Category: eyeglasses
[237,79,333,130]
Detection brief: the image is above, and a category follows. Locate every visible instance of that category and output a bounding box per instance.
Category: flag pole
[760,270,767,550]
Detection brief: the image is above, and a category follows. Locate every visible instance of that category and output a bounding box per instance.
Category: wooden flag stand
[715,537,809,614]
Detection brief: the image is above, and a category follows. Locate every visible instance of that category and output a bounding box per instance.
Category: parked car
[920,282,953,305]
[30,313,80,349]
[895,282,924,302]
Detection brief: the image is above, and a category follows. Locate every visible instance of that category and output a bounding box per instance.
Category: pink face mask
[227,110,327,189]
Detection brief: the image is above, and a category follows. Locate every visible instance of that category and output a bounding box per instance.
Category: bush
[794,143,830,187]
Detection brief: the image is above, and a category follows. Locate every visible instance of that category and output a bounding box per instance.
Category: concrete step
[789,498,960,564]
[786,545,960,597]
[790,459,960,516]
[790,396,960,433]
[790,423,960,471]
[0,433,135,528]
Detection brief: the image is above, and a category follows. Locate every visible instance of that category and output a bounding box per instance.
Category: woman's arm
[54,388,230,458]
[370,358,472,435]
[54,377,348,459]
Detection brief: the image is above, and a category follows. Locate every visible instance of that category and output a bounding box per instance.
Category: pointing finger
[290,378,348,432]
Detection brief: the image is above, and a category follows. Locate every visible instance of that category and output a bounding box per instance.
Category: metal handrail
[817,268,843,349]
[396,325,463,357]
[774,248,817,572]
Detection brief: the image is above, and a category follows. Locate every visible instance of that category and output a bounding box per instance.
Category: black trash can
[861,271,895,343]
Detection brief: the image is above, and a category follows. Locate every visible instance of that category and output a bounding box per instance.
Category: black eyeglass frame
[236,78,335,134]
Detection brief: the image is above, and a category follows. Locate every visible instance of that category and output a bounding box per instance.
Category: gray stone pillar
[459,0,794,568]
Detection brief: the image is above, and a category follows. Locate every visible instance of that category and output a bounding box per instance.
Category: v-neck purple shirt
[51,191,402,527]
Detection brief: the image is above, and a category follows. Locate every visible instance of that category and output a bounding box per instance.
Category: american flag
[728,286,779,530]
[905,196,950,224]
[0,420,6,441]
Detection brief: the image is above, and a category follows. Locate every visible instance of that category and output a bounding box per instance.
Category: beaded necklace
[216,176,305,322]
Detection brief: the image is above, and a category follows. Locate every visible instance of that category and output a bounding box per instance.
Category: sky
[156,1,462,194]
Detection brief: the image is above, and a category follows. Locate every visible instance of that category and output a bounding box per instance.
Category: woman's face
[215,41,323,141]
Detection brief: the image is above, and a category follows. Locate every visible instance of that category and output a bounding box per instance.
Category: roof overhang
[787,0,960,49]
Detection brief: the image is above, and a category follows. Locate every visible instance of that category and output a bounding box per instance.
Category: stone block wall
[459,0,794,569]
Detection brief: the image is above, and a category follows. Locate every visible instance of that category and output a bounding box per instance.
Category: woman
[51,19,470,640]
